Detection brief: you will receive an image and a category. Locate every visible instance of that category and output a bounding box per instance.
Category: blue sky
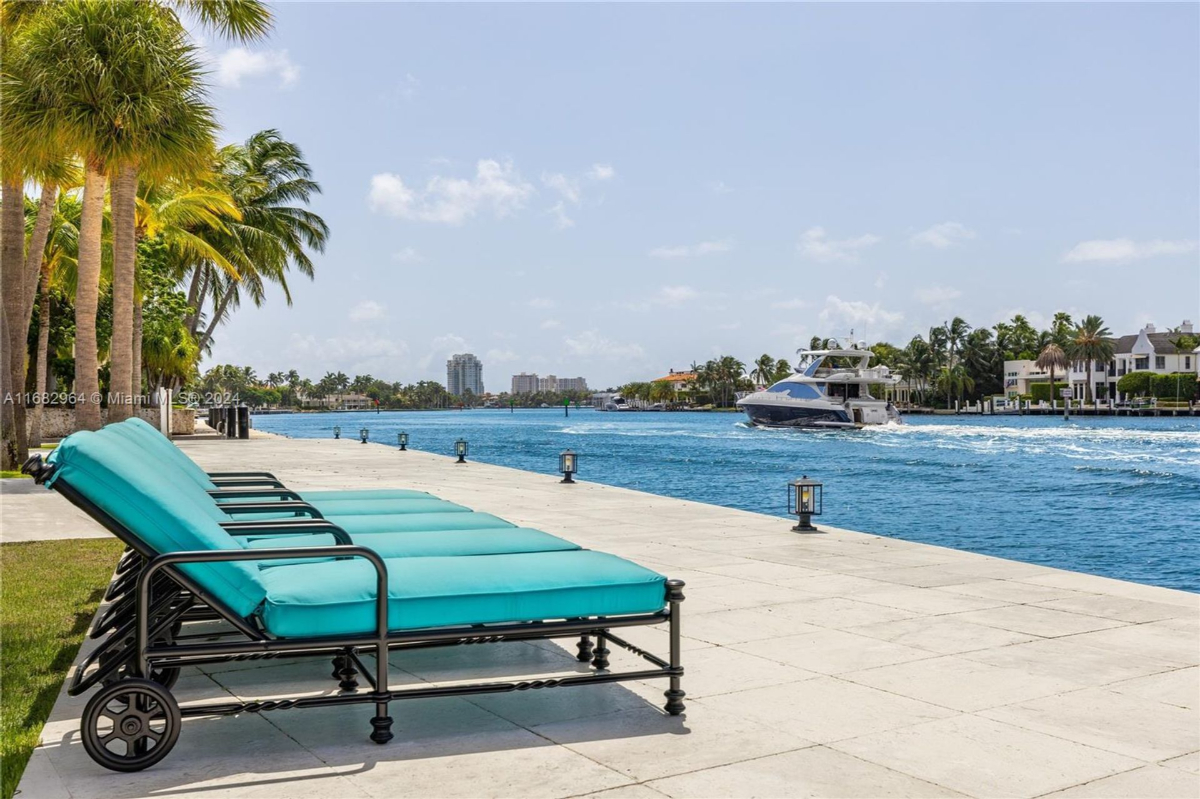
[200,2,1199,389]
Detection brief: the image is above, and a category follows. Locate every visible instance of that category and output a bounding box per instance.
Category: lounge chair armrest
[208,488,304,501]
[207,471,279,480]
[220,517,332,530]
[136,546,389,664]
[210,477,287,488]
[218,501,324,519]
[222,521,352,545]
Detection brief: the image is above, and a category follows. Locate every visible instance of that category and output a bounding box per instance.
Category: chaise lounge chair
[23,431,686,773]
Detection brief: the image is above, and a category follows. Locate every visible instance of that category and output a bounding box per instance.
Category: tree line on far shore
[195,365,593,410]
[622,313,1199,409]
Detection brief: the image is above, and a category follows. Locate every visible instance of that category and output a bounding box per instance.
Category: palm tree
[1070,315,1114,406]
[187,131,329,353]
[751,354,775,387]
[936,364,975,407]
[772,358,793,382]
[27,190,81,446]
[11,1,214,429]
[1035,342,1068,413]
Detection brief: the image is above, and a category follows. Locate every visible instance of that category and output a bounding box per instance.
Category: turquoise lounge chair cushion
[46,432,268,618]
[301,498,472,516]
[324,512,514,535]
[295,489,432,502]
[258,551,666,637]
[116,419,437,503]
[241,528,580,559]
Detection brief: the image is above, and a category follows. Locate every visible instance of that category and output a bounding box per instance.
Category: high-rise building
[511,372,539,394]
[557,377,589,392]
[447,353,484,396]
[509,372,589,394]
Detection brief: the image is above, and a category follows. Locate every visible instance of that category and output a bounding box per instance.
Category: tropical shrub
[1030,382,1069,402]
[1117,371,1154,397]
[1151,373,1198,401]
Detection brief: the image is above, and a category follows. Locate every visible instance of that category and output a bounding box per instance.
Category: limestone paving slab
[10,434,1199,798]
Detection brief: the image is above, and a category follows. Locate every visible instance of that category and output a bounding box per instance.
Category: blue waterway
[253,409,1200,593]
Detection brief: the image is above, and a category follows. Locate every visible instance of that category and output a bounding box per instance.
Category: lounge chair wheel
[82,678,181,772]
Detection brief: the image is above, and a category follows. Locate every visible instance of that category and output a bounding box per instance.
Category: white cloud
[392,247,422,263]
[348,300,386,322]
[214,48,300,88]
[770,298,809,310]
[587,164,615,181]
[718,322,742,330]
[287,332,408,375]
[623,285,699,311]
[540,319,562,330]
[873,272,888,290]
[486,348,519,363]
[548,201,574,229]
[818,295,903,332]
[1061,238,1198,263]
[913,285,963,305]
[417,333,470,370]
[542,172,581,204]
[648,239,734,259]
[797,227,881,262]
[368,159,534,225]
[563,330,646,360]
[710,181,733,195]
[528,297,556,309]
[910,221,975,249]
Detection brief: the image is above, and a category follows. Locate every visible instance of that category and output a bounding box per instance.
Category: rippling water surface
[254,409,1200,592]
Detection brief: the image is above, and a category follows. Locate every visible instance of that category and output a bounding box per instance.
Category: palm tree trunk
[1049,365,1057,413]
[1,177,29,469]
[132,293,144,407]
[1085,362,1093,406]
[186,268,209,337]
[197,285,235,352]
[22,184,57,333]
[108,164,138,421]
[73,165,106,431]
[29,268,53,448]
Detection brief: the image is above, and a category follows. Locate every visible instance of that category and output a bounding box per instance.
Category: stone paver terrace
[11,434,1200,798]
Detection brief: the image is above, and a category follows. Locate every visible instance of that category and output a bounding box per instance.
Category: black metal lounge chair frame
[23,455,686,773]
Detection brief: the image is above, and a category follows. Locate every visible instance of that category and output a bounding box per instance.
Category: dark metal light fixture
[455,438,468,463]
[397,431,408,451]
[333,425,341,439]
[788,475,823,532]
[359,427,369,444]
[559,449,578,483]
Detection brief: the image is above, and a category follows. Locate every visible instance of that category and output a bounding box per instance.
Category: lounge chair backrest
[47,431,269,618]
[113,417,219,491]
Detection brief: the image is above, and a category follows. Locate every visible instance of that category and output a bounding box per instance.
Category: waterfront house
[1003,321,1197,402]
[652,369,698,392]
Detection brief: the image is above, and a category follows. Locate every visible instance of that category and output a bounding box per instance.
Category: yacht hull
[738,402,854,429]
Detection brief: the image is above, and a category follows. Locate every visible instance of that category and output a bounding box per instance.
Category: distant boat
[737,341,902,428]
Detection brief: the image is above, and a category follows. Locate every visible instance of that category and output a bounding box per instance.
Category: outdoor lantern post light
[559,449,578,483]
[333,425,341,439]
[359,427,369,444]
[397,432,408,451]
[455,438,468,463]
[788,475,823,532]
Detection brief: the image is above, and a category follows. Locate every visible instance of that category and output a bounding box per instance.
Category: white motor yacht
[737,342,902,428]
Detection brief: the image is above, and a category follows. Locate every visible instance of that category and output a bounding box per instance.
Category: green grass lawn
[1,539,123,799]
[0,472,30,480]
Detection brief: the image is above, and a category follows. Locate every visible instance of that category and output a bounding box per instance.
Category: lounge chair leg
[330,654,346,680]
[369,711,393,744]
[576,634,593,662]
[591,633,610,671]
[664,580,686,716]
[336,649,359,692]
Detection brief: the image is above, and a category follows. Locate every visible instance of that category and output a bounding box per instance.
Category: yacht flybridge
[737,342,902,429]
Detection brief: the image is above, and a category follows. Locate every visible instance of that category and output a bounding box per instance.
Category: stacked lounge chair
[22,419,685,772]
